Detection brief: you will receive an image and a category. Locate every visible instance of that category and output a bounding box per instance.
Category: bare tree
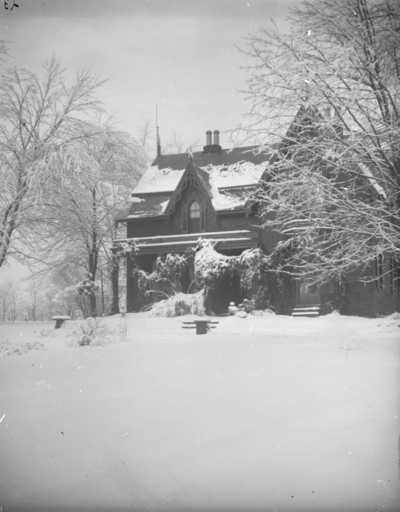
[0,58,106,269]
[0,40,10,62]
[26,118,146,317]
[163,131,200,155]
[25,280,43,321]
[0,279,22,321]
[0,279,11,320]
[137,118,155,164]
[240,0,400,283]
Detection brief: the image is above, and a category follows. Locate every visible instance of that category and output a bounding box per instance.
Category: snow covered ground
[0,312,399,512]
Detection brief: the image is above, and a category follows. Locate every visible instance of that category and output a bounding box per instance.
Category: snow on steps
[292,305,321,317]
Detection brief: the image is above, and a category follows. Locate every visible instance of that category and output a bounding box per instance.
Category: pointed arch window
[189,201,201,233]
[182,200,206,234]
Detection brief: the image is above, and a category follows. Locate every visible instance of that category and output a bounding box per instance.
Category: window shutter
[182,203,188,233]
[200,202,206,232]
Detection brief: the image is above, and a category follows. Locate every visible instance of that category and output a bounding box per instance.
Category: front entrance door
[298,282,320,305]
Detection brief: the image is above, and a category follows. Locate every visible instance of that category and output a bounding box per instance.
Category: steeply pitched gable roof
[116,192,172,220]
[133,146,271,193]
[164,161,214,216]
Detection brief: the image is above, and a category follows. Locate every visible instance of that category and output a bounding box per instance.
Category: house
[114,130,285,313]
[276,106,400,317]
[114,127,399,317]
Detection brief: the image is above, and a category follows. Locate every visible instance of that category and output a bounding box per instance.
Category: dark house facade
[114,129,399,317]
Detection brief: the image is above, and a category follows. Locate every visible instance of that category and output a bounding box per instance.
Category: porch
[112,230,259,313]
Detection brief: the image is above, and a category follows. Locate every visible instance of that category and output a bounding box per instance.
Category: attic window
[183,200,206,234]
[190,201,201,217]
[189,201,201,233]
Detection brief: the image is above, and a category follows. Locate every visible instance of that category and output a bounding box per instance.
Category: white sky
[0,0,298,285]
[1,0,297,150]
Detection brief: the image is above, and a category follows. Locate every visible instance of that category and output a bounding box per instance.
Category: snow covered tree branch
[239,0,400,283]
[0,57,106,268]
[23,117,147,317]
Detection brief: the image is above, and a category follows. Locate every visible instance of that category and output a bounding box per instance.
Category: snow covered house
[114,130,284,313]
[275,106,400,317]
[114,128,399,317]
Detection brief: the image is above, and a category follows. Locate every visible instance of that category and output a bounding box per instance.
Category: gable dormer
[165,160,213,233]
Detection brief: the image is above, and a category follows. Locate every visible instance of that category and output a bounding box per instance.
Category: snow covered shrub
[194,241,283,313]
[113,239,138,260]
[195,239,239,313]
[149,290,205,317]
[58,273,102,319]
[150,253,189,296]
[72,317,115,346]
[195,240,238,286]
[76,274,100,297]
[239,248,271,310]
[131,250,194,310]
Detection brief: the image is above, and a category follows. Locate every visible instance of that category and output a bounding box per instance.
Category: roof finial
[188,145,193,161]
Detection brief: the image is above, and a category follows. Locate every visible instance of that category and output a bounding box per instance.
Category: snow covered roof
[131,146,272,195]
[116,146,271,222]
[114,230,258,253]
[133,166,183,194]
[116,192,172,221]
[193,164,255,211]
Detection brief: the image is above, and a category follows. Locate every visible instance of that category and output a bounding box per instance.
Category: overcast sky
[0,0,299,284]
[1,0,298,151]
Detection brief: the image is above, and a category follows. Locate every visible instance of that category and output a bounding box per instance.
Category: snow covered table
[52,315,71,329]
[180,319,219,335]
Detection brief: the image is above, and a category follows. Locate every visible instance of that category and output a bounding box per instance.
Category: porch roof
[114,230,259,255]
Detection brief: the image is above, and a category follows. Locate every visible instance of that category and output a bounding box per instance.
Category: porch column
[110,251,120,315]
[118,254,128,314]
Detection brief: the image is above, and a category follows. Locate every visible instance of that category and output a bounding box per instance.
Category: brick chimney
[203,129,221,154]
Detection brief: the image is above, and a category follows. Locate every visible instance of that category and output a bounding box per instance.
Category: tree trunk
[100,270,105,316]
[87,188,98,317]
[89,293,97,318]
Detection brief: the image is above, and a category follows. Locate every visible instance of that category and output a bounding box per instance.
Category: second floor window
[189,201,201,233]
[182,200,206,233]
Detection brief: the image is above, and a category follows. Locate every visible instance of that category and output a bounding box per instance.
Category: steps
[292,305,321,317]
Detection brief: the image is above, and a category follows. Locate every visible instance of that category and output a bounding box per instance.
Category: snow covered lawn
[1,313,399,511]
